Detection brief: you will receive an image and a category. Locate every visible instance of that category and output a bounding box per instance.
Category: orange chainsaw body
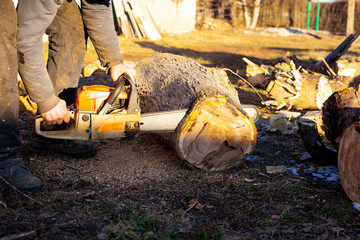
[75,85,129,112]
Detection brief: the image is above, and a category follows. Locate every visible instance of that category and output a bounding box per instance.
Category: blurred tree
[346,0,355,35]
[237,0,263,28]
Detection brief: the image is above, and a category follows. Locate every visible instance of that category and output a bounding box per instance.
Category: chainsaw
[35,73,260,140]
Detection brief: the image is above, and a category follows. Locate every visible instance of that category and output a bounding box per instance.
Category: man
[0,0,134,192]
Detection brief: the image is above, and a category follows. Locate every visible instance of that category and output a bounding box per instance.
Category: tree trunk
[242,0,251,28]
[174,92,256,171]
[133,53,257,171]
[250,0,261,28]
[321,86,360,202]
[346,0,355,36]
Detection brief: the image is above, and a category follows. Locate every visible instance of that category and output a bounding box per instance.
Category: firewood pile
[243,52,360,111]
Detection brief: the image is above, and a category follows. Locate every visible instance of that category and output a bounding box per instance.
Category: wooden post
[346,0,355,36]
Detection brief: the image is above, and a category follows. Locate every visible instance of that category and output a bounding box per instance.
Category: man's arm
[81,0,135,81]
[17,0,70,124]
[17,0,61,113]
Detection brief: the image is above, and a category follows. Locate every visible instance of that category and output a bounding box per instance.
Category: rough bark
[322,86,360,149]
[133,53,241,112]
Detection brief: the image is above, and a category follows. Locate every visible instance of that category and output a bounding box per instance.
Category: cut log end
[175,93,257,171]
[338,122,360,203]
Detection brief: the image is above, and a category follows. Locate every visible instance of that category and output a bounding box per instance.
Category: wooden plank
[112,0,132,37]
[128,0,161,40]
[123,0,143,39]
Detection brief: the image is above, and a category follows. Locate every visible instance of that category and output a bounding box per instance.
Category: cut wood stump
[338,122,360,203]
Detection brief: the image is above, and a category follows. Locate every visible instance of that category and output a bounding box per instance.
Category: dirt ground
[2,27,360,239]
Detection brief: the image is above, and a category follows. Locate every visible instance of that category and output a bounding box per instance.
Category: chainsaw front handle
[98,72,140,115]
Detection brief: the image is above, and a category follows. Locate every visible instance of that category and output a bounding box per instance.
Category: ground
[1,26,360,239]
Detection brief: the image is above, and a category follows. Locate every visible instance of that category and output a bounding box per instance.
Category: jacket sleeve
[17,0,63,113]
[81,0,124,69]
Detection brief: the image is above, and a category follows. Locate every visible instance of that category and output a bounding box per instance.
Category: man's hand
[41,99,70,125]
[109,63,136,83]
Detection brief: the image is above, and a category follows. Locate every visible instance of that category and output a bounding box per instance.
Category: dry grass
[4,27,360,239]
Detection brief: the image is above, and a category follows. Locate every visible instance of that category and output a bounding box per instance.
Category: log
[322,86,360,149]
[133,53,256,171]
[338,122,360,202]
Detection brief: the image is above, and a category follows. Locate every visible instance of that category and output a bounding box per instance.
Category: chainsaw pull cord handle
[98,75,126,115]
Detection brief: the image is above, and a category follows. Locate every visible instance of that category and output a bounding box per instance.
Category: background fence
[196,0,360,33]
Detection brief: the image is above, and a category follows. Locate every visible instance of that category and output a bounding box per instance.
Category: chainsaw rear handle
[98,72,139,115]
[35,110,91,140]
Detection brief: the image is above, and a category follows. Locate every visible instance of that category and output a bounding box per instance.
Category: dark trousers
[46,0,86,102]
[0,0,20,160]
[0,0,86,160]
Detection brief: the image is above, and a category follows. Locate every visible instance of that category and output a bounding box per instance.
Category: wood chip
[265,165,287,174]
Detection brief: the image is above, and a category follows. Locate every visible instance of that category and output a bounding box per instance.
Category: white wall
[136,0,196,34]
